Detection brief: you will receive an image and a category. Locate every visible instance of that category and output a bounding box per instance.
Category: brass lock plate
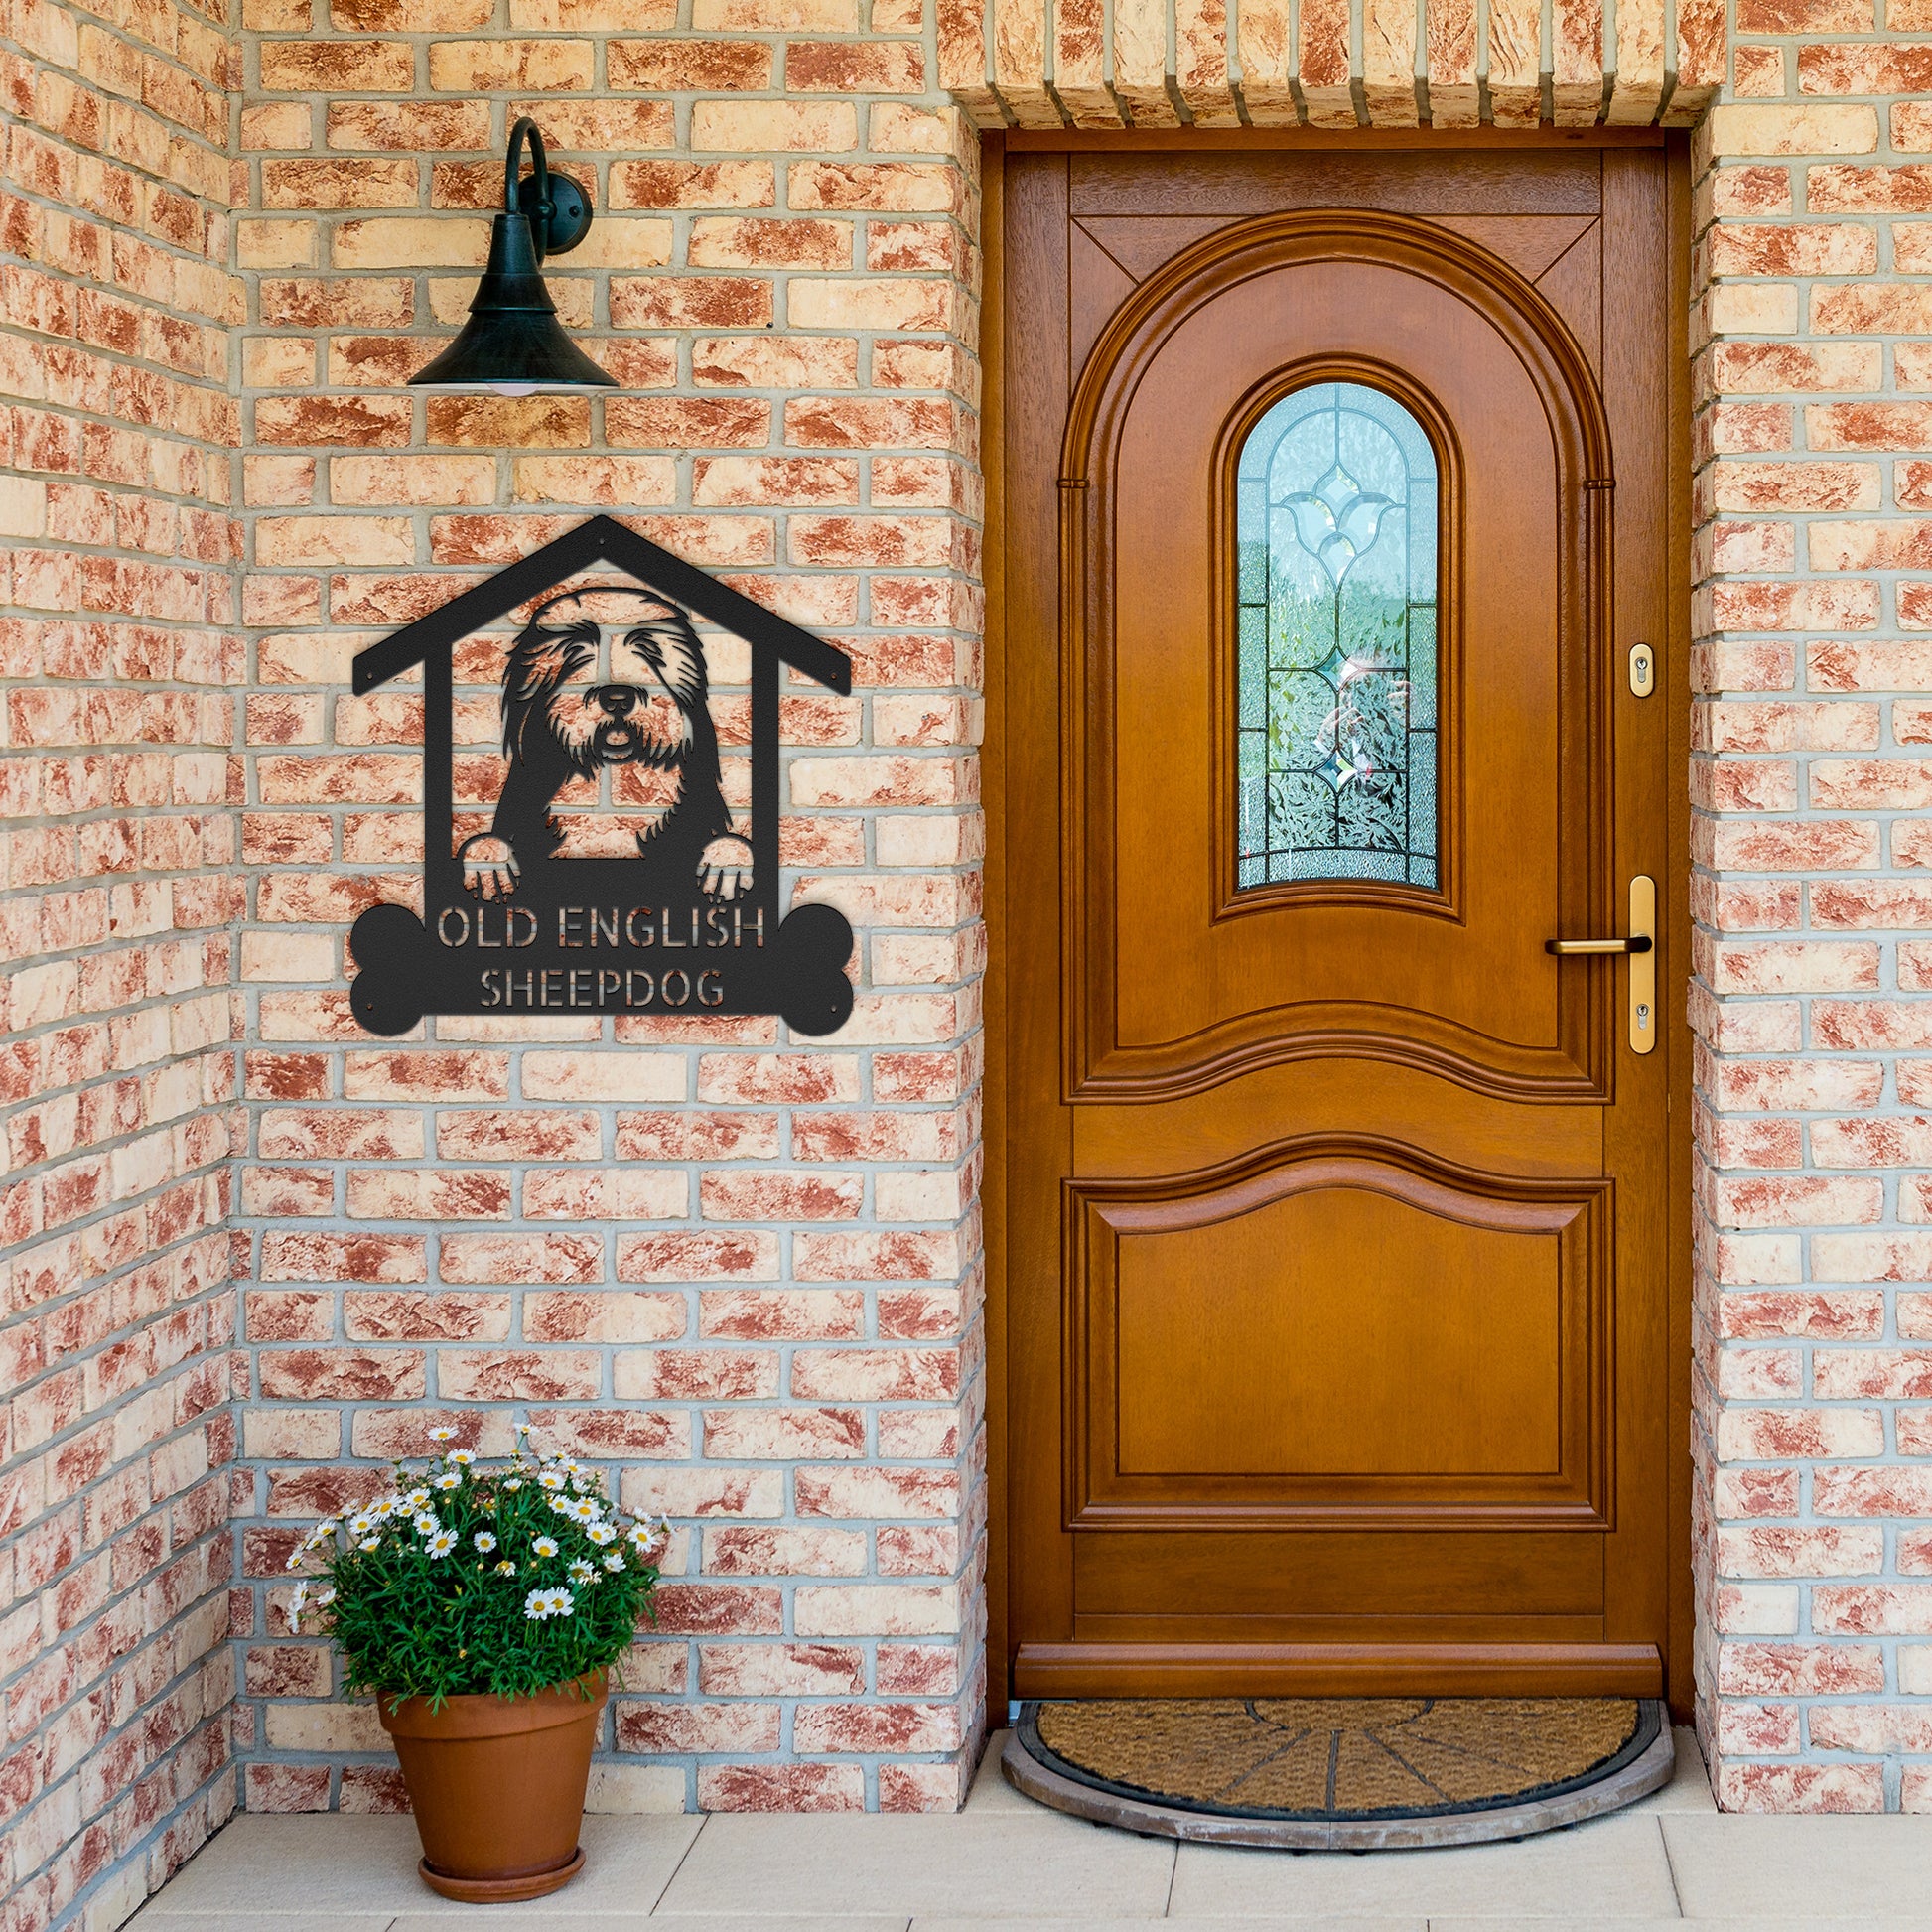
[1629,874,1656,1055]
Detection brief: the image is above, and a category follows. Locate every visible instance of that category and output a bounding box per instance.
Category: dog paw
[459,834,519,900]
[697,836,754,902]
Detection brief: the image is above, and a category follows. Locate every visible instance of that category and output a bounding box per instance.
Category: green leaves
[288,1437,665,1709]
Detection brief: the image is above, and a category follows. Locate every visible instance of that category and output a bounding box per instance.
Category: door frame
[981,126,1696,1720]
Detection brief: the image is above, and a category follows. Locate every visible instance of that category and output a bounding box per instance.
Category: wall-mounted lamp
[410,117,615,397]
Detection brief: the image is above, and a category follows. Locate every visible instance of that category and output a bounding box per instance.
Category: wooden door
[999,143,1687,1701]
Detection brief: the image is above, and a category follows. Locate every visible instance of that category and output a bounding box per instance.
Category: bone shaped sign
[346,514,855,1038]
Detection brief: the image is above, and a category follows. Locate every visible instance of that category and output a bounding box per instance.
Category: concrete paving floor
[130,1728,1932,1930]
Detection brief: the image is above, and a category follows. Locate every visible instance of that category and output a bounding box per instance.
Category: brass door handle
[1544,876,1657,1055]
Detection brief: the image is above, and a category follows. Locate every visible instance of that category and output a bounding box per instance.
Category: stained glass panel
[1235,381,1440,891]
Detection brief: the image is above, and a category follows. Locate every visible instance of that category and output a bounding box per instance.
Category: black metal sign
[346,515,855,1037]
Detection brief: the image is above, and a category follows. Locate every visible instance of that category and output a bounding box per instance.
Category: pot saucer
[418,1846,585,1902]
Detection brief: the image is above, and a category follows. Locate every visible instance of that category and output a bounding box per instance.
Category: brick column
[1695,69,1932,1809]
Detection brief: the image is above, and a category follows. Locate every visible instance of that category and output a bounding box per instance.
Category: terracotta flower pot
[377,1673,607,1902]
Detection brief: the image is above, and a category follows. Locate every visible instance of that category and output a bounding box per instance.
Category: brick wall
[226,6,988,1818]
[28,0,1932,1895]
[1691,63,1932,1811]
[0,0,244,1919]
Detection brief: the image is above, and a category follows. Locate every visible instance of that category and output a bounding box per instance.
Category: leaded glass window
[1236,381,1440,890]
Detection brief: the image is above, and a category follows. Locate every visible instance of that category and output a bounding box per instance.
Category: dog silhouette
[458,587,753,903]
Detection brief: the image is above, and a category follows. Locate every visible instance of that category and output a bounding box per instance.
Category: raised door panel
[1067,1147,1609,1532]
[1118,1198,1564,1478]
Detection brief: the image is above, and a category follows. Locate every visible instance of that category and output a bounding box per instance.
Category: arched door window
[1235,380,1440,891]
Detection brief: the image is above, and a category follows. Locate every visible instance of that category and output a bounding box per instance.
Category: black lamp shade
[409,120,615,397]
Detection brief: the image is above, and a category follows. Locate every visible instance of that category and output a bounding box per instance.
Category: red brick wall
[0,0,244,1919]
[1691,82,1932,1812]
[25,0,1932,1883]
[227,12,988,1817]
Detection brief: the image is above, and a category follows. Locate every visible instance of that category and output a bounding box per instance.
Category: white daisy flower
[427,1529,458,1558]
[602,1552,626,1573]
[523,1587,561,1621]
[473,1531,497,1554]
[538,1470,567,1491]
[448,1449,476,1466]
[586,1523,618,1546]
[532,1535,559,1559]
[315,1586,336,1608]
[370,1497,398,1518]
[494,1559,517,1577]
[429,1426,457,1443]
[346,1513,373,1538]
[568,1559,595,1585]
[627,1517,670,1554]
[502,1478,523,1492]
[566,1498,599,1524]
[404,1488,430,1510]
[359,1537,380,1552]
[433,1471,461,1492]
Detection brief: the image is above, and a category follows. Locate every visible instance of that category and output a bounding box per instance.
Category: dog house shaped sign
[346,515,855,1037]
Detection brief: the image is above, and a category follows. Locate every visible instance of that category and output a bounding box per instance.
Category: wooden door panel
[1075,1530,1605,1621]
[1067,210,1608,375]
[1069,224,1139,379]
[1116,1194,1565,1478]
[1428,214,1597,280]
[1065,215,1617,1107]
[1066,150,1603,219]
[1081,1159,1591,1491]
[1537,224,1606,373]
[1003,142,1682,1701]
[1081,214,1599,291]
[1067,205,1610,405]
[1069,1148,1609,1529]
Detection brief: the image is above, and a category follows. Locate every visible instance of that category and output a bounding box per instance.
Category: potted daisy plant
[285,1425,669,1903]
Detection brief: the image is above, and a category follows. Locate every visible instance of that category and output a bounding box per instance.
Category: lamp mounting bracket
[503,116,593,261]
[519,168,591,257]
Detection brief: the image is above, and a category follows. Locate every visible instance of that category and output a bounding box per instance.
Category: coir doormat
[1004,1697,1673,1849]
